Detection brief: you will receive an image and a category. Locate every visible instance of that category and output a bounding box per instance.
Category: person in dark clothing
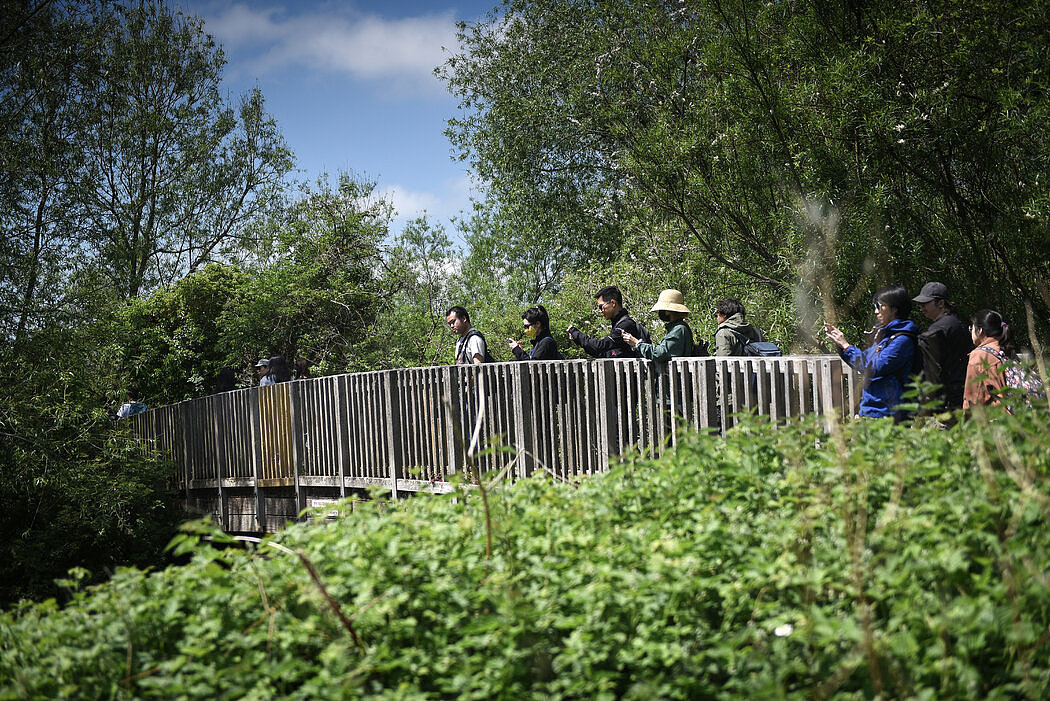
[912,282,972,410]
[566,285,646,359]
[509,305,563,361]
[212,367,237,393]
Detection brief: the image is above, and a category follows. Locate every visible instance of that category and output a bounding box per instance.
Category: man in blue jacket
[824,285,918,420]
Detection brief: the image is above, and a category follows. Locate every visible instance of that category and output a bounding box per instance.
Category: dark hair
[523,305,550,337]
[446,305,470,325]
[715,298,746,319]
[293,358,311,380]
[213,367,236,393]
[594,286,623,306]
[971,309,1015,357]
[874,285,912,320]
[126,387,140,401]
[267,355,292,383]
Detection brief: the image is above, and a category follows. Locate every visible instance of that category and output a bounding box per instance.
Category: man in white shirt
[446,306,488,365]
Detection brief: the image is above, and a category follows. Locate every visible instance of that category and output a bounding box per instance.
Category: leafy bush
[2,409,1049,698]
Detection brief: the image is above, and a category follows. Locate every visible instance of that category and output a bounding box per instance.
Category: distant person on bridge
[713,298,764,356]
[116,388,147,419]
[622,289,695,361]
[293,358,311,380]
[447,306,492,364]
[262,355,292,385]
[824,285,918,420]
[213,367,237,393]
[912,282,972,410]
[566,285,648,359]
[255,358,269,384]
[508,305,564,361]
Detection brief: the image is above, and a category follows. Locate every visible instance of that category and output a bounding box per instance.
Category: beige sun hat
[650,289,690,315]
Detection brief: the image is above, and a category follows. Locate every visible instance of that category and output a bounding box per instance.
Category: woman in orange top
[963,309,1014,409]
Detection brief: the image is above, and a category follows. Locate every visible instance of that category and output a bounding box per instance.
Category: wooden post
[249,388,266,532]
[384,370,403,500]
[289,381,305,518]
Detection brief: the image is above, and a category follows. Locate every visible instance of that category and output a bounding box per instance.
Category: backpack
[976,346,1045,399]
[460,328,497,364]
[728,329,782,357]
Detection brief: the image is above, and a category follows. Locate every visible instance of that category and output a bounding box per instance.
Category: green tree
[440,0,1050,339]
[81,1,293,298]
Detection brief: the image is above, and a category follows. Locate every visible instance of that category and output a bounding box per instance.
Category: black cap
[912,282,948,303]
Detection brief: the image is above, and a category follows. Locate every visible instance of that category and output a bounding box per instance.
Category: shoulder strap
[976,345,1006,362]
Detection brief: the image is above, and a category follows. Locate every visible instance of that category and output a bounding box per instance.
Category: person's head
[651,289,690,323]
[445,306,472,337]
[522,305,550,340]
[970,309,1014,355]
[912,281,953,321]
[126,387,140,401]
[293,358,311,379]
[873,285,911,327]
[255,358,269,377]
[267,355,291,383]
[714,298,745,324]
[594,286,623,320]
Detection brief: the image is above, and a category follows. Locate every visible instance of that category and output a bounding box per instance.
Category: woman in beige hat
[622,289,696,361]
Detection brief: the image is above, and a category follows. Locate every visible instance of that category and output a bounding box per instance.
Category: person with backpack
[621,289,696,361]
[964,309,1015,409]
[509,305,564,361]
[566,285,649,359]
[447,305,494,364]
[713,298,778,356]
[824,285,918,420]
[912,282,972,410]
[116,388,148,419]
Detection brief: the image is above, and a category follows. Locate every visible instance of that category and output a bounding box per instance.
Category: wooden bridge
[130,356,859,532]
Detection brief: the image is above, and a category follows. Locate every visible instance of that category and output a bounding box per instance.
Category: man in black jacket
[912,281,972,410]
[566,285,647,358]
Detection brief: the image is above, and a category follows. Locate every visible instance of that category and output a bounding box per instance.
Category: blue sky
[176,0,497,239]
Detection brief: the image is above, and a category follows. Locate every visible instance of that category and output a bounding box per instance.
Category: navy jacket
[512,335,562,361]
[841,318,919,418]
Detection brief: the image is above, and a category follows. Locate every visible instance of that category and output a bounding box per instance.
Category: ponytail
[971,309,1015,357]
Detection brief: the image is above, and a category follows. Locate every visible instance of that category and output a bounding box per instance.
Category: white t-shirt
[455,331,486,364]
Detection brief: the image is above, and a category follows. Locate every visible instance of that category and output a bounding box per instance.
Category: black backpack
[728,329,782,357]
[459,329,498,363]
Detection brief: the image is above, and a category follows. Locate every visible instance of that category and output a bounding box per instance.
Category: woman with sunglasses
[824,285,919,419]
[508,305,563,361]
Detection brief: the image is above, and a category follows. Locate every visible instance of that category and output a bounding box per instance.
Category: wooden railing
[131,356,858,532]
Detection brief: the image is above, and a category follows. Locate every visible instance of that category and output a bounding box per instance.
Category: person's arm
[567,326,623,357]
[466,334,485,364]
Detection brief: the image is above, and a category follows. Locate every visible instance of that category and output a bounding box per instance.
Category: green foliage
[4,410,1049,697]
[0,364,184,606]
[440,0,1050,342]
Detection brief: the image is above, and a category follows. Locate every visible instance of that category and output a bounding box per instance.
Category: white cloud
[193,2,457,94]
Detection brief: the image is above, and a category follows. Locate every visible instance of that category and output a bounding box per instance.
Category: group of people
[824,282,1029,419]
[447,281,1035,421]
[445,285,770,367]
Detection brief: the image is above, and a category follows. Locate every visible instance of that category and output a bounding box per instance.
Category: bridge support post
[384,371,404,501]
[249,388,266,532]
[289,381,306,518]
[512,363,534,479]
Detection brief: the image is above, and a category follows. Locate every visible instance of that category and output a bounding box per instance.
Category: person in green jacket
[622,289,695,361]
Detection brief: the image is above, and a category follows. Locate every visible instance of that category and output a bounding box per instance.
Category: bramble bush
[2,407,1049,699]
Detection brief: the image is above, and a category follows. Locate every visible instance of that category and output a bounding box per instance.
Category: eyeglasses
[522,322,533,329]
[596,300,611,311]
